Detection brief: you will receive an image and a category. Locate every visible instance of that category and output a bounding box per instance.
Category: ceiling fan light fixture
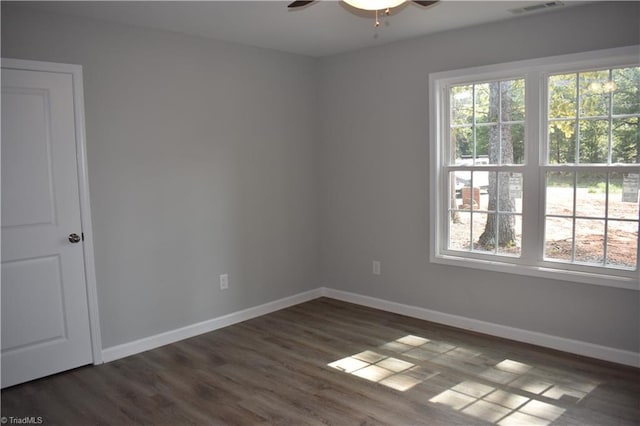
[343,0,406,11]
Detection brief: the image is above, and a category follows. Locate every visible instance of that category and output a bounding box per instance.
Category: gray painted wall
[318,1,640,352]
[2,5,321,348]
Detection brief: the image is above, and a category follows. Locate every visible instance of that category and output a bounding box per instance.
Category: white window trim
[429,45,640,290]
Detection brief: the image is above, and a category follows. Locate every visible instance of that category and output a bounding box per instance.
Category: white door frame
[2,58,103,364]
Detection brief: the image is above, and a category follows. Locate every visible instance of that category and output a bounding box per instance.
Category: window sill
[431,253,639,291]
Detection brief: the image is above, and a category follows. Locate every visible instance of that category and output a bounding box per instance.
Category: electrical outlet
[372,261,381,275]
[220,273,229,290]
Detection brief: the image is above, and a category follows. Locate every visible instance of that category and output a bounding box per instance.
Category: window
[448,79,525,257]
[429,46,639,289]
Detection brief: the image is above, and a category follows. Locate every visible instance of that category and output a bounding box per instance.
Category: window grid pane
[544,169,639,270]
[606,220,639,268]
[446,78,526,258]
[450,79,525,167]
[447,169,523,256]
[548,67,640,165]
[544,65,640,271]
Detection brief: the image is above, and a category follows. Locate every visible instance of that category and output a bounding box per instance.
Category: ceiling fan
[288,0,438,10]
[288,0,439,27]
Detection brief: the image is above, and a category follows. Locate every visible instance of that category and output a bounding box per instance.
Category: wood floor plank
[2,297,638,425]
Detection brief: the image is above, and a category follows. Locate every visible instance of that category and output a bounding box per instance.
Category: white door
[2,62,95,387]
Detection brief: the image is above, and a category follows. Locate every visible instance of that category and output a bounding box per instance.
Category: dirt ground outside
[449,187,639,269]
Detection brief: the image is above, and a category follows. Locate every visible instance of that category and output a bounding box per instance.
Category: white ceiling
[19,1,590,57]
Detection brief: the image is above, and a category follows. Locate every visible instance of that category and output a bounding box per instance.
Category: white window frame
[429,46,640,290]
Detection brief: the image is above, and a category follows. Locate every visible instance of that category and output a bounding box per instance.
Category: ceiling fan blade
[412,0,439,6]
[288,1,315,8]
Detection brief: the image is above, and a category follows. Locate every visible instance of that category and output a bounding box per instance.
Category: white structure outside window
[429,46,640,289]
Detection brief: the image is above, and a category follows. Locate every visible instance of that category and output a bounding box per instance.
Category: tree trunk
[478,81,516,249]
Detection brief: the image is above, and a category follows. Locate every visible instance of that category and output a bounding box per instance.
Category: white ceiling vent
[509,1,565,15]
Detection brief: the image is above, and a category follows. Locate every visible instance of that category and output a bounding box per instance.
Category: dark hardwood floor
[2,297,639,425]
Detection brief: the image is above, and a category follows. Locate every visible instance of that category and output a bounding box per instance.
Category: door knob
[68,233,82,243]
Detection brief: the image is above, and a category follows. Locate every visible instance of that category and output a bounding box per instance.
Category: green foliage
[588,182,623,194]
[452,67,639,165]
[549,74,577,135]
[613,117,639,163]
[548,66,640,164]
[450,79,525,164]
[613,67,640,115]
[579,120,608,163]
[547,171,625,194]
[580,70,610,117]
[549,122,575,163]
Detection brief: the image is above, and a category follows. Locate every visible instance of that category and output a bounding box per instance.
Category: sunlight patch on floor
[328,345,438,392]
[429,378,567,426]
[328,334,600,424]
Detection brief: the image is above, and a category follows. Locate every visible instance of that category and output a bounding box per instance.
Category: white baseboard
[102,286,639,368]
[101,288,323,363]
[321,288,640,368]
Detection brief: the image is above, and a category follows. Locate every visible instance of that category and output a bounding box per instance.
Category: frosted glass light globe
[343,0,406,10]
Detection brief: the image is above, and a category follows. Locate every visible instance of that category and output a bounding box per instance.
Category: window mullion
[571,171,577,263]
[607,69,614,165]
[575,72,581,164]
[441,86,452,256]
[603,173,610,265]
[520,71,542,265]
